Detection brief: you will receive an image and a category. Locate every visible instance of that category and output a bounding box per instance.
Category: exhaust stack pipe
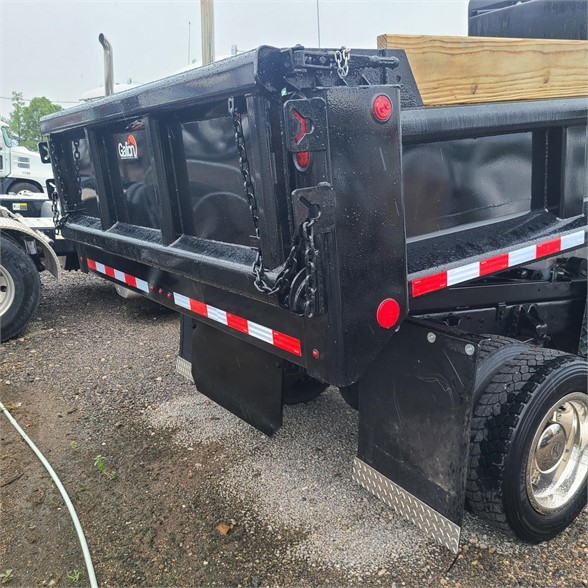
[98,33,114,96]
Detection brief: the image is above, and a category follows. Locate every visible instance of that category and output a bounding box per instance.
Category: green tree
[5,91,26,143]
[6,93,63,150]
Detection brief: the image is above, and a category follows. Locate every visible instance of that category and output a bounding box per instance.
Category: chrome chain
[334,47,350,79]
[230,99,320,313]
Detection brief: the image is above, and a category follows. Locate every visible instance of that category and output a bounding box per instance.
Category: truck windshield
[2,127,12,148]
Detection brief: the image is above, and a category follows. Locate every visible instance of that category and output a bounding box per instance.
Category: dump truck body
[39,45,587,552]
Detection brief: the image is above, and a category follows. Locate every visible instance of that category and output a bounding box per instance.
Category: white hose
[0,400,98,588]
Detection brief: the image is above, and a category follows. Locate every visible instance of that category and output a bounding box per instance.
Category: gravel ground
[1,270,587,587]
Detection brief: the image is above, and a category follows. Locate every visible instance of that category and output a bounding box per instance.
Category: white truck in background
[0,121,53,194]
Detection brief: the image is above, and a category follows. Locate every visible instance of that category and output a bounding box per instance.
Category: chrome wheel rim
[0,263,16,318]
[526,391,588,514]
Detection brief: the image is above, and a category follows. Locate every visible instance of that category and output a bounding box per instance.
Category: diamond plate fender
[355,319,481,552]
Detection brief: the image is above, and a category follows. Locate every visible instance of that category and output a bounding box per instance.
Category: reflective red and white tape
[172,293,302,356]
[85,258,302,357]
[87,258,149,293]
[411,230,586,298]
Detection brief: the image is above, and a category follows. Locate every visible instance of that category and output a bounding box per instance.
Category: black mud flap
[354,319,480,553]
[191,323,284,435]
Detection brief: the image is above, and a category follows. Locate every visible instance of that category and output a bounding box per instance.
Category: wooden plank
[377,34,588,106]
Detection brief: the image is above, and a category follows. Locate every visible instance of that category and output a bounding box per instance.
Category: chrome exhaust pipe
[98,33,114,96]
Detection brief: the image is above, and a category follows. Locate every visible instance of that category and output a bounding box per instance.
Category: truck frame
[38,41,587,552]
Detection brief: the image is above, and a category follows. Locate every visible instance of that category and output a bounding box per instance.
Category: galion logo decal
[118,134,138,159]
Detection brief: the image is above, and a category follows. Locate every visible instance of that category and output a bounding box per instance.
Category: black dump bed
[40,46,587,388]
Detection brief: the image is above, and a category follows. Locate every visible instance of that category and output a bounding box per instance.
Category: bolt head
[427,332,437,344]
[465,344,476,356]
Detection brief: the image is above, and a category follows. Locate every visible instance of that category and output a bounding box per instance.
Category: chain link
[48,139,66,234]
[73,139,82,201]
[301,207,321,318]
[334,47,350,79]
[230,99,321,313]
[48,139,84,234]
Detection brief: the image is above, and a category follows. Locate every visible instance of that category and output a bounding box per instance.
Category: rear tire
[283,365,328,405]
[474,335,529,402]
[579,306,587,358]
[467,347,588,542]
[338,383,359,410]
[0,236,41,342]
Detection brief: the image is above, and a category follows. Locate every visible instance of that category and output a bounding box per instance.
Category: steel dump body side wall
[42,48,587,388]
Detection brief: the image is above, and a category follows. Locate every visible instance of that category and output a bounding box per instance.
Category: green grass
[0,569,13,584]
[94,455,116,480]
[67,570,81,583]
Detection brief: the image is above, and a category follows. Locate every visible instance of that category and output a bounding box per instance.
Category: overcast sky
[0,0,469,118]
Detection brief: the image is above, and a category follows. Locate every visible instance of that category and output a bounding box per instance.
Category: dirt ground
[1,271,586,587]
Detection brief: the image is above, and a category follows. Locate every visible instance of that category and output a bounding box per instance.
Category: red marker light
[295,151,310,170]
[373,94,392,123]
[376,298,400,329]
[312,348,320,359]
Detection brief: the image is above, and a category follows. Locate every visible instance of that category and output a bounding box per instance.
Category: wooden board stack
[377,34,588,106]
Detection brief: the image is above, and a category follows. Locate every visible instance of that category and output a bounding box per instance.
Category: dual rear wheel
[467,337,587,542]
[335,334,587,543]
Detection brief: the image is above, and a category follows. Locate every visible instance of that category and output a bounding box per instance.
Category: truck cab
[0,121,53,194]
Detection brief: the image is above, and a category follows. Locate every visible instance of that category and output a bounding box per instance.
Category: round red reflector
[373,94,392,122]
[376,298,400,329]
[295,151,310,170]
[312,348,320,359]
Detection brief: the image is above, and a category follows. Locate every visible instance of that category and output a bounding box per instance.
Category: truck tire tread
[466,347,572,534]
[0,236,41,342]
[474,335,529,404]
[579,306,587,358]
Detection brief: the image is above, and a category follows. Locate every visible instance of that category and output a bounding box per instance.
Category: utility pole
[201,0,215,65]
[316,0,321,48]
[188,21,191,65]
